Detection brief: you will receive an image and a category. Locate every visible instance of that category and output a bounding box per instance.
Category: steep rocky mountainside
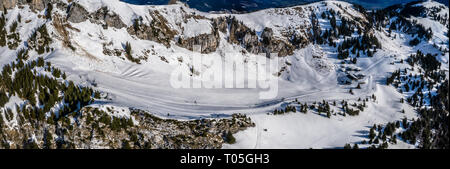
[0,51,254,149]
[0,0,448,149]
[0,0,258,149]
[0,0,375,57]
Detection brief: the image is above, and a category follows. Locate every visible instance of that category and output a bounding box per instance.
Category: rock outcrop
[66,3,126,30]
[213,17,228,33]
[127,10,177,47]
[177,27,220,54]
[174,17,231,54]
[228,17,262,54]
[226,17,295,57]
[289,32,309,49]
[67,2,89,23]
[28,0,48,11]
[1,0,51,11]
[261,27,295,56]
[91,6,126,29]
[0,0,19,10]
[1,1,296,56]
[0,107,255,149]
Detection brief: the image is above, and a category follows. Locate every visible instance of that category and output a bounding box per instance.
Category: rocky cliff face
[1,0,50,11]
[67,2,90,23]
[61,1,298,56]
[213,17,228,34]
[225,17,296,57]
[66,2,173,47]
[67,2,127,29]
[177,27,220,54]
[260,27,295,57]
[91,6,127,29]
[0,107,254,149]
[227,16,261,54]
[0,0,20,10]
[126,10,177,48]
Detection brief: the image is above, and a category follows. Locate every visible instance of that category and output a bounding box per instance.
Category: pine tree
[43,129,53,149]
[122,140,131,149]
[0,91,8,107]
[330,15,337,29]
[124,42,139,63]
[344,143,351,149]
[225,132,236,144]
[369,127,376,139]
[125,42,132,56]
[45,3,53,20]
[374,137,379,144]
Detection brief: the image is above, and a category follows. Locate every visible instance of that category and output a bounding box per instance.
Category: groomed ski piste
[0,0,448,148]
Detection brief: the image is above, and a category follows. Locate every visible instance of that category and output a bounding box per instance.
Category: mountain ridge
[0,0,448,149]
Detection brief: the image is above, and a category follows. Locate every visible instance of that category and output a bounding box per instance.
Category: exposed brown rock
[127,10,177,47]
[90,6,126,29]
[1,0,51,11]
[67,2,89,23]
[0,106,255,149]
[177,24,220,54]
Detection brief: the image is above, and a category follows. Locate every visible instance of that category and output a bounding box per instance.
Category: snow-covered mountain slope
[0,0,448,149]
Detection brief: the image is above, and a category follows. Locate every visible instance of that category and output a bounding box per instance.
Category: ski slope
[0,0,448,149]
